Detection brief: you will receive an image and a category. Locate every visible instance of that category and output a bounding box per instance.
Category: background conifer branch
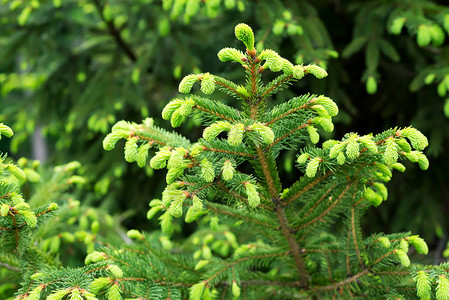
[92,0,137,63]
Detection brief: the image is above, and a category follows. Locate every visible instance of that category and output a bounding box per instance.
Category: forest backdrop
[1,0,449,296]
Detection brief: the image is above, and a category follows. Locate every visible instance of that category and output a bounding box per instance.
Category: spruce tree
[4,23,449,299]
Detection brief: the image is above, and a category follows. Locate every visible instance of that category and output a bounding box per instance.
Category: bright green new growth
[13,23,439,300]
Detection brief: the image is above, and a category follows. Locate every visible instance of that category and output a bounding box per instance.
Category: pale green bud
[390,17,405,35]
[329,142,346,159]
[436,275,449,300]
[217,47,245,64]
[391,162,406,172]
[85,251,107,264]
[403,151,418,163]
[127,229,144,240]
[336,152,346,165]
[111,120,131,132]
[400,127,428,150]
[0,123,13,138]
[90,277,112,294]
[150,147,172,169]
[200,73,215,94]
[366,76,377,95]
[417,152,429,170]
[190,282,206,300]
[416,271,431,299]
[107,264,123,278]
[248,122,274,144]
[364,187,382,207]
[304,64,328,79]
[185,205,200,223]
[47,289,70,300]
[417,25,431,47]
[311,104,330,118]
[170,194,186,218]
[162,98,184,120]
[167,147,187,169]
[438,81,447,97]
[244,181,260,208]
[179,74,198,93]
[307,125,319,144]
[203,121,233,141]
[345,136,360,160]
[383,138,398,165]
[236,85,250,98]
[201,159,215,182]
[136,143,151,167]
[222,160,235,181]
[312,117,333,132]
[19,210,37,228]
[272,20,285,35]
[234,23,255,50]
[407,235,428,255]
[429,25,445,46]
[305,157,321,178]
[228,123,245,146]
[297,153,310,165]
[147,206,162,220]
[27,285,44,300]
[322,139,338,150]
[50,236,61,253]
[82,290,97,300]
[259,49,283,72]
[106,284,122,300]
[375,163,392,178]
[424,73,436,85]
[186,195,203,223]
[194,260,210,270]
[359,135,378,153]
[15,202,29,211]
[399,239,409,253]
[70,289,83,300]
[314,96,338,117]
[103,132,123,151]
[185,0,200,18]
[373,182,388,200]
[378,237,390,248]
[232,280,241,297]
[395,249,410,267]
[6,164,26,181]
[124,137,138,163]
[292,65,304,79]
[281,58,294,75]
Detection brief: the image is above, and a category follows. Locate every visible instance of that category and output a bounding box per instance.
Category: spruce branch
[95,23,435,299]
[268,119,313,148]
[311,269,371,292]
[261,74,294,100]
[201,145,255,158]
[296,182,353,232]
[350,205,364,268]
[283,172,331,206]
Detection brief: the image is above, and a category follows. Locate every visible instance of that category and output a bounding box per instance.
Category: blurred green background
[1,0,449,266]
